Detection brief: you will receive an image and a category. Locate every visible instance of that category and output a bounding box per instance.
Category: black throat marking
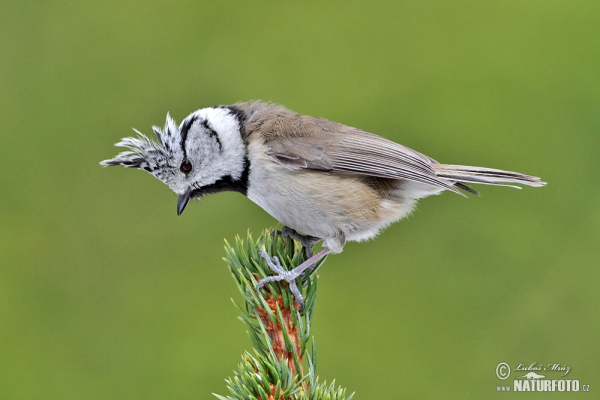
[190,156,250,198]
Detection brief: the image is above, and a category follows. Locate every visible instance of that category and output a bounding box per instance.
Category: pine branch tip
[218,228,352,399]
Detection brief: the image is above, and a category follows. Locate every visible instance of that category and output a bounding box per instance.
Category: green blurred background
[1,1,598,398]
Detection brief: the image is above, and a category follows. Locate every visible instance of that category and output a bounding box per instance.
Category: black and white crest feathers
[100,114,180,174]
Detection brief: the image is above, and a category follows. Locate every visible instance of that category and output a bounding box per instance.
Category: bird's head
[101,106,248,215]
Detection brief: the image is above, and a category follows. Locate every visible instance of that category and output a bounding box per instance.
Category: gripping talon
[257,246,330,310]
[280,226,319,258]
[257,250,305,309]
[255,275,282,291]
[288,281,304,311]
[259,251,286,274]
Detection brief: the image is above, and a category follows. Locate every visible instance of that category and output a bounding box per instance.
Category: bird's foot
[279,226,320,258]
[256,247,331,310]
[257,251,305,309]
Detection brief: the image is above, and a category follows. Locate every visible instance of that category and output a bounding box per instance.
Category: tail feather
[433,164,546,194]
[454,181,481,196]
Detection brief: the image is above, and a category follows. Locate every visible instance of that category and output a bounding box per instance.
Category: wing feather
[240,102,542,196]
[263,119,461,194]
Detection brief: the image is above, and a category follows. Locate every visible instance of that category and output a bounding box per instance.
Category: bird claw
[279,226,319,258]
[257,251,305,310]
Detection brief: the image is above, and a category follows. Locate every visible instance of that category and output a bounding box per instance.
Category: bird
[101,100,545,307]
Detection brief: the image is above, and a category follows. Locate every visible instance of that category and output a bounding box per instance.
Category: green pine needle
[216,229,353,400]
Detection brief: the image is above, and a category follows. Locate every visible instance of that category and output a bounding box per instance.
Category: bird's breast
[246,154,413,247]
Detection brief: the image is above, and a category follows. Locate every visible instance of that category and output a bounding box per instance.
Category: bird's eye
[180,160,193,174]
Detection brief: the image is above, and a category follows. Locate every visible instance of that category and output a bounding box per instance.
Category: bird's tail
[433,164,546,196]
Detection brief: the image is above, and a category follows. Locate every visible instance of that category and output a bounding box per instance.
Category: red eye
[180,160,192,173]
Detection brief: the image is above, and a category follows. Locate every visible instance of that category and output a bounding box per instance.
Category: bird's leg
[257,247,331,310]
[280,226,320,258]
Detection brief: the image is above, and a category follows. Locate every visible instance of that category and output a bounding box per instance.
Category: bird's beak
[177,190,193,216]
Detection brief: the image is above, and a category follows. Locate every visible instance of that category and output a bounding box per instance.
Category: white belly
[246,156,418,253]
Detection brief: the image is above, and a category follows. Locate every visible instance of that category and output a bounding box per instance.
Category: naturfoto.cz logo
[495,362,590,393]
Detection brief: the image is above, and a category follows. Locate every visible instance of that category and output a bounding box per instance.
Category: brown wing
[260,112,462,195]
